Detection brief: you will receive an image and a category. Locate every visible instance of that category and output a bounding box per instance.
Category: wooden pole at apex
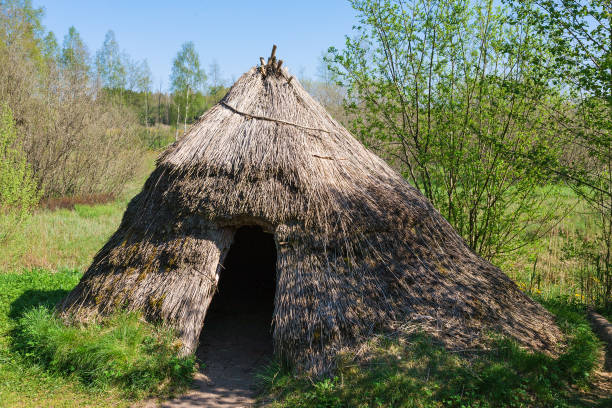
[270,45,277,61]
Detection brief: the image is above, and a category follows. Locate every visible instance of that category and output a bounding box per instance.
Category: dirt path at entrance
[159,312,273,408]
[143,226,276,408]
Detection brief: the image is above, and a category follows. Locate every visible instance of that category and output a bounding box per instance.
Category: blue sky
[34,1,359,90]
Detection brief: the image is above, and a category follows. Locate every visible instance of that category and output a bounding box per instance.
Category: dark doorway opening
[206,226,276,317]
[197,226,276,392]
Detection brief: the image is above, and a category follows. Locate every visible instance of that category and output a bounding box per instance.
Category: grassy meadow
[499,187,604,302]
[0,151,170,407]
[0,152,155,273]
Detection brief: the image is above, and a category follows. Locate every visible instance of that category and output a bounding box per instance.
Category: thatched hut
[59,47,561,374]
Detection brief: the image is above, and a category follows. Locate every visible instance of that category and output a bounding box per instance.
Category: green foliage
[0,268,194,403]
[171,41,207,134]
[509,0,611,102]
[137,125,176,149]
[16,308,195,397]
[170,41,206,95]
[260,298,601,407]
[562,231,611,307]
[1,7,144,200]
[520,0,611,270]
[61,26,90,79]
[95,30,126,90]
[0,103,40,241]
[329,0,566,258]
[0,0,48,69]
[0,269,132,406]
[172,86,229,127]
[508,0,612,309]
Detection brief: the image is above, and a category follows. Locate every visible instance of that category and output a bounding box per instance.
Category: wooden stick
[277,60,283,71]
[221,101,333,133]
[270,44,277,61]
[259,57,266,66]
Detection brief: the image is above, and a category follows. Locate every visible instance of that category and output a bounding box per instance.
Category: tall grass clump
[16,308,195,397]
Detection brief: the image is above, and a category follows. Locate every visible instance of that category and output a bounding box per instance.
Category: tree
[138,60,152,126]
[61,26,90,83]
[0,103,39,241]
[329,0,565,258]
[0,0,46,66]
[0,4,142,200]
[509,0,611,306]
[123,56,153,125]
[95,30,126,92]
[41,31,58,61]
[170,41,206,137]
[208,59,223,90]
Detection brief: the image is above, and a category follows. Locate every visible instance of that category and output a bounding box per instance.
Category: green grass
[0,269,129,407]
[0,151,157,273]
[497,184,610,312]
[0,151,198,407]
[0,203,126,272]
[73,202,118,218]
[0,268,194,407]
[258,297,605,408]
[137,125,176,150]
[17,308,195,397]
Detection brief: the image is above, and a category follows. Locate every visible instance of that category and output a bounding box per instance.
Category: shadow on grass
[258,298,605,408]
[8,288,196,399]
[9,289,70,320]
[8,289,71,357]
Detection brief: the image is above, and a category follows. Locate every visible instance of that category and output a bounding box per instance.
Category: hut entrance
[196,226,276,390]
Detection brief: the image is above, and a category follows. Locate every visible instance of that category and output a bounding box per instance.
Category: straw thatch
[58,49,562,375]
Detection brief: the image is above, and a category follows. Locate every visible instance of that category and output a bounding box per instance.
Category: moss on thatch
[58,49,562,375]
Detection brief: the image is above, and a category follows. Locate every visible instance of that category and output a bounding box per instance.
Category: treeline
[0,2,142,203]
[93,31,229,134]
[0,0,233,246]
[0,0,229,205]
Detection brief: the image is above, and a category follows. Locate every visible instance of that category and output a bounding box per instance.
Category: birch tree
[95,30,126,95]
[170,41,206,138]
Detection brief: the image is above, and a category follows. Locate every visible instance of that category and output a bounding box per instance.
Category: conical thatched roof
[59,49,561,374]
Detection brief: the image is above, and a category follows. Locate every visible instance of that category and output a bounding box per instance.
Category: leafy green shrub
[539,296,601,385]
[303,378,342,408]
[0,103,40,241]
[16,307,195,397]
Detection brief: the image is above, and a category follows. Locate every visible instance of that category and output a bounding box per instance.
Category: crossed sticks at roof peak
[259,44,293,83]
